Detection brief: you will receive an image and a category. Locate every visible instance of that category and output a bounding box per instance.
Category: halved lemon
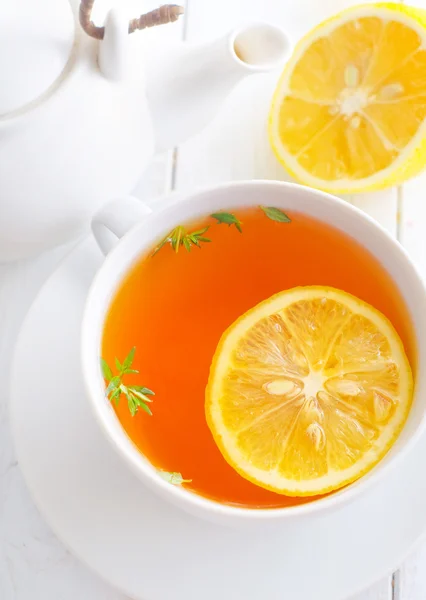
[269,3,426,193]
[206,287,413,496]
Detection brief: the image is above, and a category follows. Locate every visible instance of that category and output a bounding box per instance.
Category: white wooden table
[1,0,426,598]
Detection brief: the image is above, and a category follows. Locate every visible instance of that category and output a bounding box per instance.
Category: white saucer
[10,235,426,600]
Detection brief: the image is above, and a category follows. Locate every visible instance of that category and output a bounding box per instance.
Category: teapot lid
[0,0,75,116]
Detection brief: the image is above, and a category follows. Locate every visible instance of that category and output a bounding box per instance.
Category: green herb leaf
[127,393,138,417]
[158,471,192,485]
[105,376,121,397]
[211,212,242,232]
[105,380,118,397]
[100,358,113,382]
[189,235,200,248]
[130,388,154,403]
[132,386,155,396]
[110,387,121,405]
[183,237,191,252]
[100,348,154,417]
[191,227,210,236]
[260,206,291,223]
[152,225,211,255]
[122,347,136,370]
[137,401,153,416]
[173,226,184,252]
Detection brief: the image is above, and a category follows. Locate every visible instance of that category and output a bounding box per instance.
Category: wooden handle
[79,1,184,40]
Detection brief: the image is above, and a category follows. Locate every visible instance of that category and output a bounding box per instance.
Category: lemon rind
[206,286,413,496]
[269,3,426,194]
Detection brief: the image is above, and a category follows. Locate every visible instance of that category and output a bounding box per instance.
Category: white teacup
[82,180,426,526]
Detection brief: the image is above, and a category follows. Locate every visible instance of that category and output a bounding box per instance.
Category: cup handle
[91,196,153,255]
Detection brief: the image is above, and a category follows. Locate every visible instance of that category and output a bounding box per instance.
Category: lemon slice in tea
[206,287,413,496]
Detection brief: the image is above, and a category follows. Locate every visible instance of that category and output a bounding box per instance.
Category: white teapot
[0,0,290,262]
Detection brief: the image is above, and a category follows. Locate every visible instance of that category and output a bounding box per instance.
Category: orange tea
[101,207,413,508]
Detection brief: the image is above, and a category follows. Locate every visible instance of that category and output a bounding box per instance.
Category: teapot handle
[80,1,183,80]
[79,0,183,40]
[91,196,153,256]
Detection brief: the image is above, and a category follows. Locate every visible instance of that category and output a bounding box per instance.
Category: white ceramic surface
[0,0,289,262]
[9,234,426,600]
[0,0,75,116]
[84,181,426,527]
[146,22,290,150]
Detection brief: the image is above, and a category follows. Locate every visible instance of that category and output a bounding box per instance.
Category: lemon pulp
[269,3,426,193]
[206,287,413,496]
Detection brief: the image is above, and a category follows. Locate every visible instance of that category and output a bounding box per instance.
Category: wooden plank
[352,191,398,237]
[394,0,426,594]
[393,152,426,600]
[176,1,395,598]
[133,150,175,202]
[398,542,426,600]
[398,175,426,280]
[350,579,393,600]
[174,73,289,189]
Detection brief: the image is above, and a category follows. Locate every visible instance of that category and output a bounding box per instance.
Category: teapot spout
[147,23,291,151]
